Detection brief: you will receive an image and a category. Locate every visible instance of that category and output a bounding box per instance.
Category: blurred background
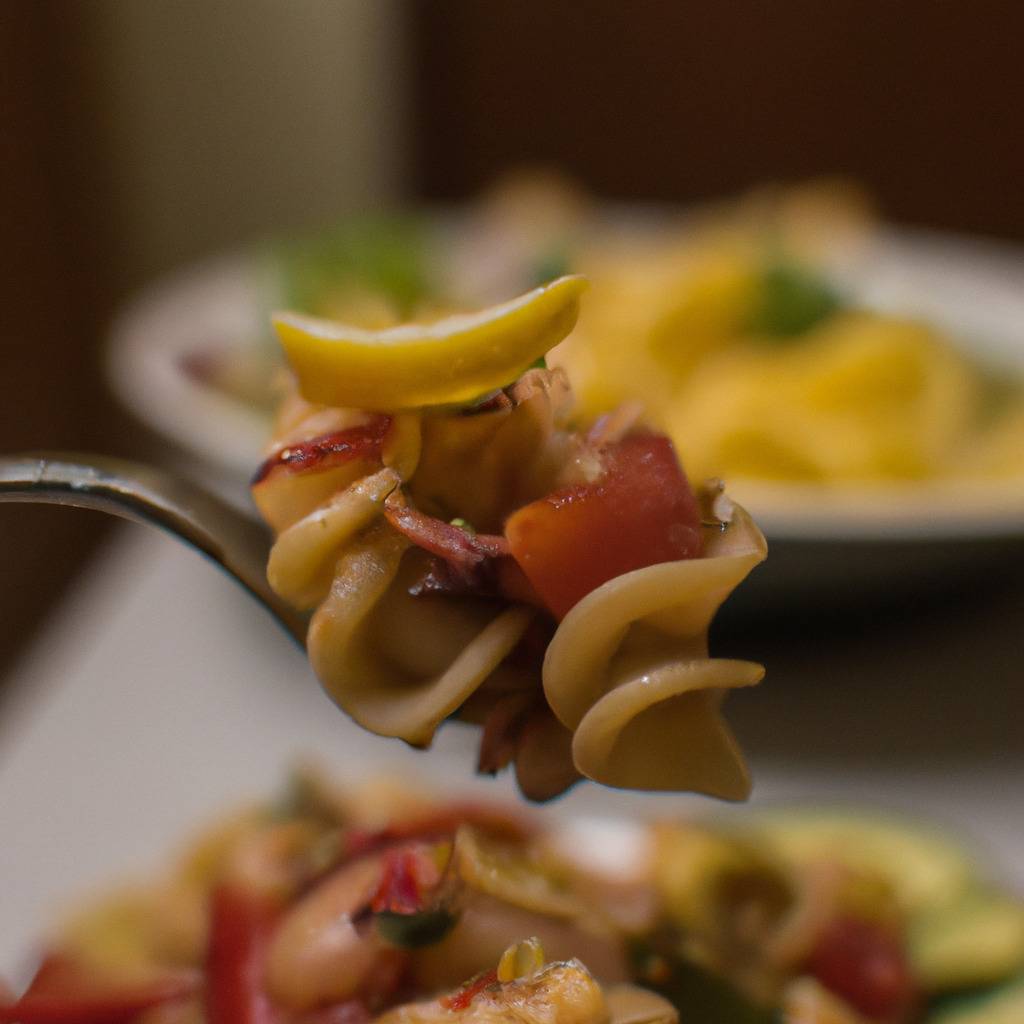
[3,0,1024,680]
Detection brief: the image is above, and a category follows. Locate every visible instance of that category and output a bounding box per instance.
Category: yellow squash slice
[273,275,587,410]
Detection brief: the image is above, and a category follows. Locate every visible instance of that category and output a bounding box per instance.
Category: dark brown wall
[0,5,130,682]
[411,1,1024,240]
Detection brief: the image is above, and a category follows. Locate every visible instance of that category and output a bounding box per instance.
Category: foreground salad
[5,770,1022,1024]
[251,276,767,800]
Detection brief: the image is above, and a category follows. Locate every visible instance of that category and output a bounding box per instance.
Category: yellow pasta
[543,182,1024,489]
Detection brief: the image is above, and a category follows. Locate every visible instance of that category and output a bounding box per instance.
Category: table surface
[1,522,1021,978]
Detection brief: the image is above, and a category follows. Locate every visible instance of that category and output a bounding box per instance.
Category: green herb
[529,355,549,370]
[449,517,476,535]
[531,249,572,287]
[276,214,430,319]
[629,939,778,1024]
[747,259,842,340]
[376,908,458,948]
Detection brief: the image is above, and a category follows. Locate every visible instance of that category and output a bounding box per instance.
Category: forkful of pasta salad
[0,274,766,802]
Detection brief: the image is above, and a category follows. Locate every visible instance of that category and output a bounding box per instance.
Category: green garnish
[277,214,430,319]
[532,249,572,287]
[747,259,842,340]
[629,939,776,1024]
[529,355,549,370]
[376,908,459,948]
[449,517,476,535]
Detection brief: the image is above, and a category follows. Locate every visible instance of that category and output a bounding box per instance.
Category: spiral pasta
[255,282,768,800]
[544,505,766,798]
[308,522,535,747]
[259,376,566,754]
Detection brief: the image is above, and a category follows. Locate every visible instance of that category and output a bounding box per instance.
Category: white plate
[106,223,1024,600]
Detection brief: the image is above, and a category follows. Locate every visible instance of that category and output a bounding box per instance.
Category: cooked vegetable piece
[0,954,197,1024]
[205,885,280,1024]
[252,419,392,484]
[927,977,1024,1023]
[251,418,391,533]
[747,259,842,339]
[505,434,703,618]
[757,811,975,915]
[629,940,775,1024]
[273,276,587,410]
[807,915,916,1020]
[372,846,458,949]
[911,892,1024,992]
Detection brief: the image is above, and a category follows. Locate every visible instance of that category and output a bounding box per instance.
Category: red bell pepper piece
[371,849,429,915]
[251,417,391,485]
[505,433,704,618]
[807,915,917,1020]
[205,884,281,1024]
[0,954,197,1024]
[440,969,499,1012]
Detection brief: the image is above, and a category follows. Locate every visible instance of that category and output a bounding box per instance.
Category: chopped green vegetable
[629,939,776,1024]
[747,260,842,339]
[927,977,1024,1023]
[376,907,458,949]
[449,517,476,535]
[529,355,549,370]
[912,892,1024,992]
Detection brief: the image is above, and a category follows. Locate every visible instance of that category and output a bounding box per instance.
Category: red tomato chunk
[808,916,916,1020]
[505,433,703,619]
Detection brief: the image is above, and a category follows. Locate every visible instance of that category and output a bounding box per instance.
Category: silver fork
[0,453,307,644]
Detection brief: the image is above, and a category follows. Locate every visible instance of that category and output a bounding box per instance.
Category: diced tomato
[205,884,282,1024]
[370,848,441,915]
[0,954,197,1024]
[807,916,916,1020]
[440,969,499,1012]
[504,433,703,618]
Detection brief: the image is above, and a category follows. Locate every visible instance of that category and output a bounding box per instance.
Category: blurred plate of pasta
[107,177,1024,605]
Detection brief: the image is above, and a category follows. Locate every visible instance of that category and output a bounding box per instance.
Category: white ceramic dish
[106,222,1024,603]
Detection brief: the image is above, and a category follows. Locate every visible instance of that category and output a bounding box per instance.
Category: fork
[0,453,307,644]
